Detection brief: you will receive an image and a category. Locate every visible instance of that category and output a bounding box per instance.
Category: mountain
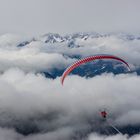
[16,32,140,78]
[17,32,140,47]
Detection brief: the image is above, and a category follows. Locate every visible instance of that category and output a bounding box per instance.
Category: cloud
[0,127,21,140]
[0,68,139,139]
[0,33,139,139]
[46,35,140,66]
[88,133,140,140]
[0,34,140,74]
[0,41,75,72]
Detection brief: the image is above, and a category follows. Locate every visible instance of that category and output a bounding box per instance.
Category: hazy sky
[0,0,140,36]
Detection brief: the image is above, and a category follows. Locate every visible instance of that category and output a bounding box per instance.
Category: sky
[0,0,140,36]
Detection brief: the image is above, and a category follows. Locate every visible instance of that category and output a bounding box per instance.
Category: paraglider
[99,109,122,134]
[99,108,108,119]
[61,54,130,85]
[100,110,107,119]
[60,54,130,135]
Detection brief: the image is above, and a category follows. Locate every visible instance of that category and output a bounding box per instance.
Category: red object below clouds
[100,111,107,118]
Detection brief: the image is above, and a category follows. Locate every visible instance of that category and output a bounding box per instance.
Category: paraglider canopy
[61,54,130,85]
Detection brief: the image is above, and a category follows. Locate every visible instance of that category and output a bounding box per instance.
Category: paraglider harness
[100,111,107,119]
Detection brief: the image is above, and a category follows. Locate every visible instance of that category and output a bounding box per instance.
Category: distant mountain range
[18,32,140,47]
[17,32,140,78]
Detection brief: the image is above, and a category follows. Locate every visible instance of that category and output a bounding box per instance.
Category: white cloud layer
[0,34,139,139]
[88,133,140,140]
[0,68,139,139]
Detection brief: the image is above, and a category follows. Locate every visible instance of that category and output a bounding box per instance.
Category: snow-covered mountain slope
[17,32,140,47]
[16,32,140,78]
